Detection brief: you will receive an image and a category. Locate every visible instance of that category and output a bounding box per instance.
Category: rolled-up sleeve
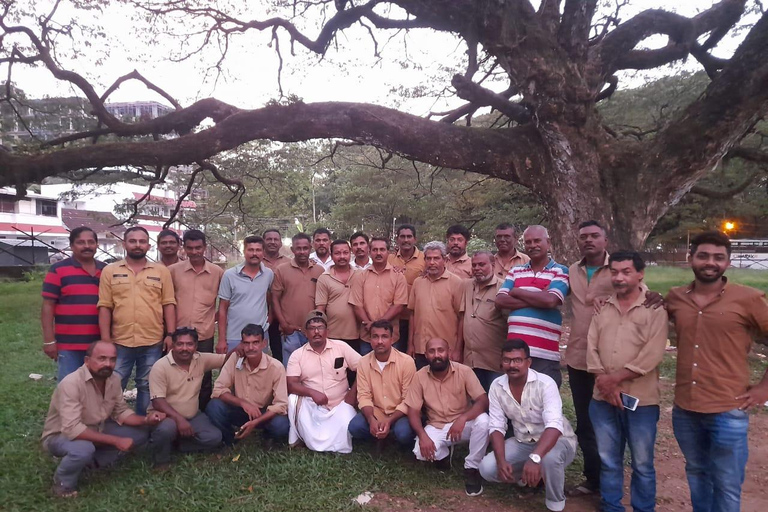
[396,361,417,415]
[110,392,134,425]
[160,268,176,306]
[487,386,508,436]
[97,266,114,309]
[267,368,289,415]
[546,266,569,304]
[404,375,424,411]
[356,363,374,411]
[540,379,565,434]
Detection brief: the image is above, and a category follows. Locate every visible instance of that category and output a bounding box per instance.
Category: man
[460,251,507,391]
[666,231,768,512]
[407,241,463,368]
[350,237,409,355]
[349,320,416,447]
[445,224,472,279]
[587,251,668,512]
[148,327,230,467]
[495,225,569,387]
[406,338,489,497]
[42,226,107,381]
[389,224,426,355]
[479,339,577,512]
[41,341,165,497]
[286,311,361,453]
[309,227,334,271]
[98,226,176,415]
[492,223,530,279]
[350,231,372,270]
[262,228,290,362]
[218,235,273,353]
[272,233,324,365]
[169,229,224,411]
[315,240,360,350]
[157,229,181,267]
[206,324,290,445]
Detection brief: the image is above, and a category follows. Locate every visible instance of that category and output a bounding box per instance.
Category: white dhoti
[288,394,356,453]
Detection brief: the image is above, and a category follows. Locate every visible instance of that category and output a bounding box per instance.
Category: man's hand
[595,373,620,397]
[593,297,608,315]
[113,437,134,452]
[418,434,437,461]
[522,460,542,487]
[497,460,515,483]
[281,324,300,336]
[312,391,329,406]
[241,402,263,421]
[176,418,195,437]
[234,419,258,440]
[392,266,405,274]
[736,382,768,411]
[163,335,173,352]
[144,411,166,426]
[376,419,391,439]
[643,290,665,309]
[368,419,381,438]
[447,417,466,442]
[450,348,463,363]
[606,388,623,408]
[43,343,58,361]
[215,341,228,354]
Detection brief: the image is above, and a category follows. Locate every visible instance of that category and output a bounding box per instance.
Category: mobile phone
[235,357,245,370]
[236,425,247,436]
[620,392,639,411]
[334,357,344,369]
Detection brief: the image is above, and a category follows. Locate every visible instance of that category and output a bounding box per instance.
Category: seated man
[286,310,361,453]
[349,319,416,448]
[206,323,290,445]
[148,327,233,467]
[479,339,577,512]
[41,341,165,497]
[406,338,490,497]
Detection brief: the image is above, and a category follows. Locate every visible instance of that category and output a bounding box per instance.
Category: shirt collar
[168,351,200,366]
[684,276,729,294]
[497,368,538,396]
[396,247,422,262]
[427,361,456,380]
[183,259,211,274]
[245,354,270,373]
[368,262,394,274]
[577,252,610,268]
[236,262,264,277]
[290,259,315,270]
[474,274,501,290]
[605,286,649,310]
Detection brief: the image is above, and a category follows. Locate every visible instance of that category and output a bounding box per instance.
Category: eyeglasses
[502,357,530,365]
[306,325,326,332]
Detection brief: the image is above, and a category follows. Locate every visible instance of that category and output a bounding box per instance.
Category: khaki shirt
[212,354,288,415]
[446,254,472,279]
[315,268,359,340]
[357,349,416,421]
[388,248,426,320]
[98,260,176,347]
[565,254,614,370]
[169,260,224,340]
[460,276,507,372]
[407,270,464,354]
[262,253,290,271]
[41,365,133,444]
[348,263,409,343]
[492,251,530,280]
[666,280,768,413]
[405,362,486,428]
[587,290,669,406]
[286,339,361,408]
[148,352,226,419]
[272,259,324,330]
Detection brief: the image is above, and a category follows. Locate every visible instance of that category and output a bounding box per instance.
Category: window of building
[36,199,57,217]
[0,194,17,213]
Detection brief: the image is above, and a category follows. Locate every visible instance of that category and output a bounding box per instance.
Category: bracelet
[43,341,57,346]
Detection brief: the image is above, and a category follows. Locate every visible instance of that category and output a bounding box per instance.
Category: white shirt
[488,369,576,447]
[350,257,373,271]
[310,252,334,272]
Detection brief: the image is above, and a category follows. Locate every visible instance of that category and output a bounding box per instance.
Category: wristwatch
[528,453,541,464]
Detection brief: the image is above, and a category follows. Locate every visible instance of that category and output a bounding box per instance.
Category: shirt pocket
[143,277,163,298]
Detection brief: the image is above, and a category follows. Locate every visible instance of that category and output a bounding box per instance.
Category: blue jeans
[589,400,659,512]
[205,398,290,445]
[672,406,749,512]
[348,412,414,448]
[114,343,163,415]
[472,368,503,393]
[281,331,308,366]
[57,350,86,382]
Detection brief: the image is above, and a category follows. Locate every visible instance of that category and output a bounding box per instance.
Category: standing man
[349,320,417,448]
[98,226,176,415]
[350,231,372,270]
[446,224,472,279]
[389,224,426,355]
[666,231,768,512]
[479,339,577,512]
[495,225,569,387]
[272,233,324,365]
[262,228,290,362]
[218,235,273,353]
[406,338,489,497]
[460,251,507,391]
[157,229,181,267]
[587,251,668,512]
[315,240,360,350]
[349,237,409,354]
[310,227,334,271]
[407,241,464,368]
[42,227,106,381]
[169,229,224,411]
[492,223,530,279]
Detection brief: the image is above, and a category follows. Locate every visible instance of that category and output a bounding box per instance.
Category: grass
[644,266,768,296]
[1,266,766,512]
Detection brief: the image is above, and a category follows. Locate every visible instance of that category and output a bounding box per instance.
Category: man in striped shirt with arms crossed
[495,225,569,387]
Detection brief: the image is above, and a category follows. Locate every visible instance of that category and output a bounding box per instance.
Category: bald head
[425,338,450,352]
[424,338,451,372]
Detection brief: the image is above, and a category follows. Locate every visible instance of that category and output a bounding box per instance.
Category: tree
[2,0,768,259]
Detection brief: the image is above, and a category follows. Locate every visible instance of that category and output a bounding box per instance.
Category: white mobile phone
[235,356,245,370]
[620,392,639,411]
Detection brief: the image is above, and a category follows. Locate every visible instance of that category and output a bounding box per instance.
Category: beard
[692,265,725,284]
[94,367,113,378]
[127,249,147,260]
[428,357,450,372]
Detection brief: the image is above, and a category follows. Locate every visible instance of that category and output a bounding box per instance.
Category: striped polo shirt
[498,258,569,361]
[42,257,107,351]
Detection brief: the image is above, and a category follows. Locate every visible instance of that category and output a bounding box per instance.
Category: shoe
[567,480,599,497]
[464,468,484,497]
[51,481,78,498]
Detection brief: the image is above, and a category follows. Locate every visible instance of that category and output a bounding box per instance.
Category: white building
[0,187,70,255]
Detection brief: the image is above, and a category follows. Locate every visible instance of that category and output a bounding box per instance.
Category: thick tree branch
[690,170,760,199]
[451,74,530,124]
[727,145,768,164]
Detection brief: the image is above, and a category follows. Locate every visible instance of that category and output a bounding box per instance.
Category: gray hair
[524,225,549,239]
[472,250,494,260]
[423,241,447,257]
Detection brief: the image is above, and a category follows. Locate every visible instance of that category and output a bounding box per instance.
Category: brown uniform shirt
[357,349,416,421]
[98,260,176,347]
[286,338,361,408]
[262,253,291,271]
[389,248,426,320]
[148,351,226,419]
[587,290,669,406]
[460,275,507,372]
[565,254,614,370]
[493,251,530,280]
[446,254,472,279]
[169,259,224,340]
[666,280,768,413]
[272,259,324,330]
[41,364,134,445]
[348,263,409,343]
[212,353,288,415]
[408,270,464,354]
[405,362,486,428]
[315,267,360,340]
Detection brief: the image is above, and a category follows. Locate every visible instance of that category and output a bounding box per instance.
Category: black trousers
[197,338,214,412]
[530,357,562,388]
[567,365,601,488]
[268,322,283,363]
